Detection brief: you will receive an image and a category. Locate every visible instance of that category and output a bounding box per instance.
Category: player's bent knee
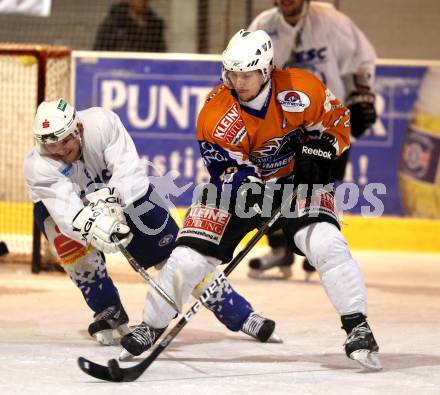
[42,214,94,267]
[296,224,366,315]
[166,246,218,288]
[63,249,105,279]
[295,222,351,272]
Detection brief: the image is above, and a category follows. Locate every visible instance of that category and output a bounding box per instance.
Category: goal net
[0,44,71,270]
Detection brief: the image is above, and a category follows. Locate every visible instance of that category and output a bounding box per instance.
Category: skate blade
[118,348,135,362]
[247,269,292,281]
[350,350,382,371]
[266,331,283,344]
[248,269,265,279]
[95,329,116,346]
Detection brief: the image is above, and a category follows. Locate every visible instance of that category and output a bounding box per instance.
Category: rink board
[4,55,440,251]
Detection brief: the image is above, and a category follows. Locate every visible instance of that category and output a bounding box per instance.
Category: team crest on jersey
[250,128,304,177]
[158,234,174,247]
[277,90,310,113]
[213,103,246,145]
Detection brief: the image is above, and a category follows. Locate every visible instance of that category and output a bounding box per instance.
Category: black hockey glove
[345,91,377,138]
[294,134,337,187]
[235,176,268,227]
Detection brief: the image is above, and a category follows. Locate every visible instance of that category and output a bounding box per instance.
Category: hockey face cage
[34,110,80,145]
[33,98,81,146]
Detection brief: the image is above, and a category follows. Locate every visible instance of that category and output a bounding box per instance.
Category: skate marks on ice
[89,325,440,374]
[145,350,440,373]
[78,326,440,373]
[0,286,48,295]
[3,341,440,395]
[4,341,440,374]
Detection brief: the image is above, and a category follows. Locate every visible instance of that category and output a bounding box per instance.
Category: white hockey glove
[86,187,126,224]
[72,205,133,254]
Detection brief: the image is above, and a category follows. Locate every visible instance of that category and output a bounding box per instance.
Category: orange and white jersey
[197,68,350,191]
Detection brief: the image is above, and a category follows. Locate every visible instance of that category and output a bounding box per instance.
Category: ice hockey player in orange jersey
[247,0,377,280]
[197,57,350,184]
[134,29,381,371]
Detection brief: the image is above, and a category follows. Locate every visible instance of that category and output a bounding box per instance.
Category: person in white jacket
[247,0,377,280]
[23,98,280,353]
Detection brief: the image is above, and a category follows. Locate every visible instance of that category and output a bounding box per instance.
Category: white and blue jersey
[24,107,150,243]
[24,107,177,268]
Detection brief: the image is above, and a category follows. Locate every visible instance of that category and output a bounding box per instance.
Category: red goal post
[0,44,71,272]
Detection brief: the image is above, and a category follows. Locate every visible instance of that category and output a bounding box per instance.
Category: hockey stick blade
[77,285,217,382]
[77,327,179,382]
[78,355,150,382]
[78,356,116,382]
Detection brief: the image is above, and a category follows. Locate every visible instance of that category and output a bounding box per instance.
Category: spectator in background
[247,0,377,280]
[94,0,166,52]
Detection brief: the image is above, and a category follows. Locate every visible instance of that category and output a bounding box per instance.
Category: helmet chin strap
[75,122,84,158]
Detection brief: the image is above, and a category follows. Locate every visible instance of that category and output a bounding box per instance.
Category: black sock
[0,241,8,256]
[341,313,366,334]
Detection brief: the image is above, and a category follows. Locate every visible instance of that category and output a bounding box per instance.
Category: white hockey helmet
[222,29,274,88]
[33,98,81,146]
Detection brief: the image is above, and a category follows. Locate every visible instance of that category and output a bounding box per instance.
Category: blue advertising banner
[347,64,426,216]
[74,53,222,206]
[72,52,435,215]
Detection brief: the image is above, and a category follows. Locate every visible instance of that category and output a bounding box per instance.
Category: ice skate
[248,246,293,279]
[88,304,130,346]
[119,322,167,361]
[241,312,283,343]
[344,321,382,371]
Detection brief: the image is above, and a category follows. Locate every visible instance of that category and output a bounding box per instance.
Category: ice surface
[1,249,440,394]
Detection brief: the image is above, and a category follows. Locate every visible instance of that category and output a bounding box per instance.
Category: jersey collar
[234,80,272,119]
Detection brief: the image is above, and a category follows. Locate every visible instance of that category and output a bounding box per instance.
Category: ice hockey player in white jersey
[118,29,381,371]
[247,0,377,280]
[23,98,280,351]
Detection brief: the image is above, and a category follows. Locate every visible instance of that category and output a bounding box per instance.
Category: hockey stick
[111,234,182,313]
[79,189,297,382]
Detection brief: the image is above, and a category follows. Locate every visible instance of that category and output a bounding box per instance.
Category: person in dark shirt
[94,0,166,52]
